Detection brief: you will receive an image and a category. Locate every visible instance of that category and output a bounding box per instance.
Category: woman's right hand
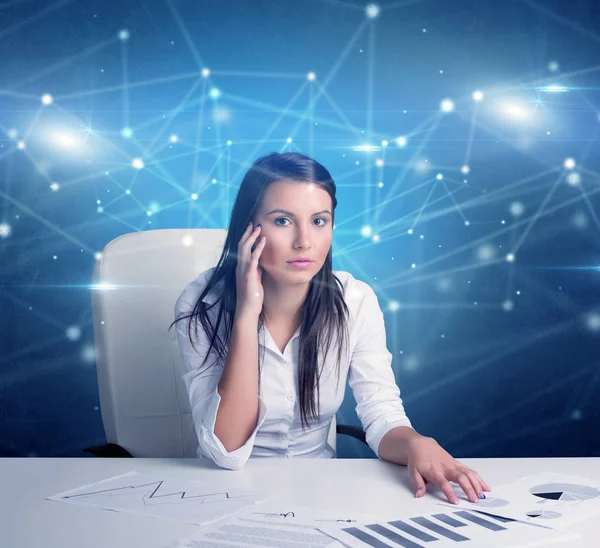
[235,222,266,319]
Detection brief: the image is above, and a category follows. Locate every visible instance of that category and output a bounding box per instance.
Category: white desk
[3,457,600,547]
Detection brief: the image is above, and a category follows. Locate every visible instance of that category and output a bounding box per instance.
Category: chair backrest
[92,228,337,457]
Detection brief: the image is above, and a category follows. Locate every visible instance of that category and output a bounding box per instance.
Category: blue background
[1,0,600,458]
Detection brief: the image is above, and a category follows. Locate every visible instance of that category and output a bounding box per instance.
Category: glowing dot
[95,252,102,260]
[0,223,11,238]
[548,61,559,72]
[503,103,527,119]
[118,29,130,41]
[543,84,567,93]
[50,182,60,191]
[411,263,416,268]
[17,141,26,150]
[66,326,82,341]
[472,90,484,102]
[404,355,419,371]
[360,225,372,238]
[464,220,470,226]
[381,140,388,147]
[147,211,152,216]
[506,253,515,262]
[564,157,576,170]
[287,137,292,143]
[372,234,380,242]
[510,202,524,217]
[407,229,413,234]
[388,300,400,312]
[477,244,495,261]
[125,189,131,195]
[169,134,178,143]
[53,255,57,260]
[209,88,221,99]
[461,165,470,174]
[212,178,217,184]
[567,172,581,186]
[502,299,514,312]
[365,3,380,18]
[181,235,194,247]
[376,159,384,167]
[7,128,18,139]
[307,72,316,81]
[586,312,600,332]
[378,182,384,188]
[97,206,104,213]
[440,98,455,112]
[436,173,443,180]
[572,409,582,420]
[201,68,210,77]
[41,93,53,105]
[132,158,144,169]
[191,193,198,200]
[395,136,407,147]
[149,201,160,213]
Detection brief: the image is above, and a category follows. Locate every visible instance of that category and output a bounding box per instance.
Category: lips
[288,260,312,264]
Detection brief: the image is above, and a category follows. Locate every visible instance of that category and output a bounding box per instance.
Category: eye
[274,217,328,227]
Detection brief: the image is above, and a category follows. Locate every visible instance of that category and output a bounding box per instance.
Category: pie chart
[526,510,562,519]
[529,483,600,502]
[476,497,509,508]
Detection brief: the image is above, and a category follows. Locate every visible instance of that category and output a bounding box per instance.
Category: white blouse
[174,267,412,470]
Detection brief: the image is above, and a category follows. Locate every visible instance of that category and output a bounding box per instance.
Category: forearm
[377,425,423,465]
[215,311,260,452]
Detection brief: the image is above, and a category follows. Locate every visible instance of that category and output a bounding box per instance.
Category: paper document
[47,470,269,526]
[319,508,579,548]
[165,504,347,547]
[448,471,600,529]
[163,501,383,547]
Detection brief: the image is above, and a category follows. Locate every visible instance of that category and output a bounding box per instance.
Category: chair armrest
[82,443,134,458]
[336,423,367,445]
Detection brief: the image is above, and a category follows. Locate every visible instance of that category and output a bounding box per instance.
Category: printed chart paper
[320,509,578,548]
[449,471,600,529]
[164,505,346,548]
[46,470,270,526]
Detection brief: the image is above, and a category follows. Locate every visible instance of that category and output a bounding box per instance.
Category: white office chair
[85,228,366,458]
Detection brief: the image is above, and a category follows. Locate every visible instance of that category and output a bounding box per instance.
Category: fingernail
[257,224,261,228]
[453,498,459,505]
[415,489,423,497]
[481,494,486,499]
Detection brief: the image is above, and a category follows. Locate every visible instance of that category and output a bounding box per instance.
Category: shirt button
[284,362,290,369]
[287,394,294,401]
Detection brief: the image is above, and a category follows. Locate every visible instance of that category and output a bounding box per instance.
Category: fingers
[452,470,480,503]
[430,471,459,505]
[409,466,427,498]
[250,236,266,265]
[239,223,262,258]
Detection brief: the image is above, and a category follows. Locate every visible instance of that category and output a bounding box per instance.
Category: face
[254,180,333,282]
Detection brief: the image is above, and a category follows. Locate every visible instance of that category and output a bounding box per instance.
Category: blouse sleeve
[174,282,267,470]
[347,281,413,458]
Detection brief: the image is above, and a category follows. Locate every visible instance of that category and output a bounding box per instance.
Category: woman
[172,151,491,505]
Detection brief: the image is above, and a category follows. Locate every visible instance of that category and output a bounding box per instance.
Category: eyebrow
[266,209,332,217]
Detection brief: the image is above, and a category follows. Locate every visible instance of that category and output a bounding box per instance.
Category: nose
[293,224,312,250]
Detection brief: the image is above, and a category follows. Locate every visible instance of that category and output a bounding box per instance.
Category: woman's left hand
[406,435,492,504]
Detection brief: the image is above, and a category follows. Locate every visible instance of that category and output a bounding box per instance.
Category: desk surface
[3,457,600,547]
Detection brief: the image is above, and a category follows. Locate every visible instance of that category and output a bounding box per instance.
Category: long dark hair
[169,152,350,429]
